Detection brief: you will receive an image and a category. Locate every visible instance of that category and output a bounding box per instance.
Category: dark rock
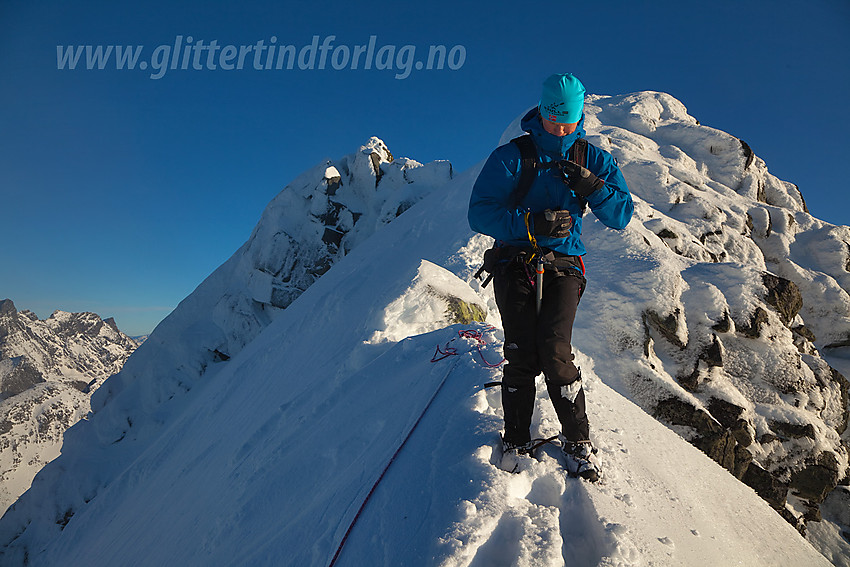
[657,229,678,239]
[700,335,724,367]
[678,366,700,392]
[771,421,817,440]
[803,503,822,523]
[790,452,841,503]
[655,397,721,437]
[696,429,737,471]
[325,172,342,196]
[731,418,754,447]
[0,357,46,400]
[654,397,742,473]
[395,200,415,217]
[708,398,753,446]
[644,309,686,350]
[370,152,384,185]
[740,139,754,170]
[57,508,74,529]
[739,307,769,339]
[791,183,809,214]
[699,229,723,244]
[70,381,89,392]
[707,397,744,428]
[733,444,753,479]
[51,313,104,338]
[103,317,119,332]
[321,227,345,248]
[791,325,816,342]
[711,310,732,333]
[760,433,779,444]
[0,299,16,317]
[742,462,788,509]
[761,273,803,326]
[779,507,806,536]
[317,201,344,226]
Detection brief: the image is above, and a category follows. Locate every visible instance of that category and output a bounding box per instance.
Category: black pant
[493,258,589,445]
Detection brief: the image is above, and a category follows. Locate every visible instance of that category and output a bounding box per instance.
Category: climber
[468,73,634,481]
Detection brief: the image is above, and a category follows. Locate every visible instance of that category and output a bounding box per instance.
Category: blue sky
[1,0,848,336]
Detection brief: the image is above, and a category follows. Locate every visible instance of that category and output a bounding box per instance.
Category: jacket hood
[520,107,586,160]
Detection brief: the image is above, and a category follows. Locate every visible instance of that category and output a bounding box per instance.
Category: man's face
[541,116,578,137]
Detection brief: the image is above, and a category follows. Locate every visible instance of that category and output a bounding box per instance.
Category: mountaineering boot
[560,436,601,482]
[500,436,534,473]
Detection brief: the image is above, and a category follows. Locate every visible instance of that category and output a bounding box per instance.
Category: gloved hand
[560,160,605,197]
[533,209,573,238]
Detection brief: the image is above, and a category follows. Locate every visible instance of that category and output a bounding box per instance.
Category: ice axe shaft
[536,258,544,315]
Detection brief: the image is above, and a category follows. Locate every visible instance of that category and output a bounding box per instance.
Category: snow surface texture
[0,302,138,516]
[1,92,848,565]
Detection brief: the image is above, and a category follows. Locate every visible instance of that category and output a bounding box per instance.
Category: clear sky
[1,0,848,336]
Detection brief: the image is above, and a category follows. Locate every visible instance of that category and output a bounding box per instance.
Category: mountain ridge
[1,90,848,565]
[0,300,139,515]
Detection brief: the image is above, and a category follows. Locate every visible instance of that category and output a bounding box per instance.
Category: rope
[327,359,458,567]
[430,326,505,368]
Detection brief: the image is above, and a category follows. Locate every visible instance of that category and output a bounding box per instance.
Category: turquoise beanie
[539,73,586,124]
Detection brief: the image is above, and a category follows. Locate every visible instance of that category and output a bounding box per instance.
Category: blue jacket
[468,108,633,256]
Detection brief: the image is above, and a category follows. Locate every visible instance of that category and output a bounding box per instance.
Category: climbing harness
[474,133,590,292]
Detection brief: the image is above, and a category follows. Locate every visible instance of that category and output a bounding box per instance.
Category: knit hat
[539,73,585,124]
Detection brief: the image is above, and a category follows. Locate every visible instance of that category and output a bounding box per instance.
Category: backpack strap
[510,134,590,211]
[569,137,587,167]
[569,138,589,213]
[509,134,538,208]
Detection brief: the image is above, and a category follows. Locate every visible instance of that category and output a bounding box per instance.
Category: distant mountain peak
[0,302,138,515]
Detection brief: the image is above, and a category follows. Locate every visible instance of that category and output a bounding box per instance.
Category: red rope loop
[430,326,505,368]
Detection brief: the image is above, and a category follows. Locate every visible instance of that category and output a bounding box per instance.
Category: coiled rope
[430,326,505,368]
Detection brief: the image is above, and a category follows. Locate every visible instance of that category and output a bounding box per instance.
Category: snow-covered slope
[0,300,138,515]
[1,92,848,566]
[89,137,452,435]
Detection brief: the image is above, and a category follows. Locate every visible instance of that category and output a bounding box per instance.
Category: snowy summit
[1,92,848,566]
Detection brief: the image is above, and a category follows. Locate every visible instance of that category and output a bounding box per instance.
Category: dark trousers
[493,259,589,445]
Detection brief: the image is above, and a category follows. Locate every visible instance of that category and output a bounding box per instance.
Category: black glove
[533,209,573,238]
[560,160,605,197]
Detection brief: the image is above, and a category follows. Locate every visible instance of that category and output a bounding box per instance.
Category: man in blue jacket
[468,73,633,481]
